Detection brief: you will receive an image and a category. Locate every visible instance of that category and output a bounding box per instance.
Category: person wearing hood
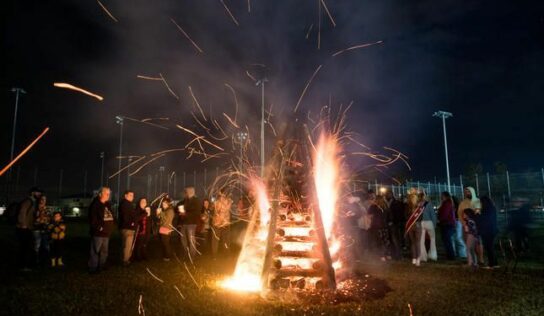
[458,186,483,264]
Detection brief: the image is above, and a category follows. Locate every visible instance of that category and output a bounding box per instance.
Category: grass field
[1,219,543,316]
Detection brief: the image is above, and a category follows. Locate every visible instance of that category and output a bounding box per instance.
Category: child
[463,208,480,268]
[48,212,66,267]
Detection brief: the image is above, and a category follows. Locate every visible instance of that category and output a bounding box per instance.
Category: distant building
[58,193,93,217]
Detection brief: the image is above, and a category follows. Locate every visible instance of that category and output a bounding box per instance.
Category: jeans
[389,223,403,260]
[420,220,437,261]
[89,236,109,271]
[453,220,467,258]
[466,234,480,267]
[408,223,422,260]
[440,225,456,260]
[120,229,135,263]
[17,228,34,269]
[211,226,230,256]
[180,224,197,259]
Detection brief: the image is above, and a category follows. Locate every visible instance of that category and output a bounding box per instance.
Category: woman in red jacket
[438,191,456,260]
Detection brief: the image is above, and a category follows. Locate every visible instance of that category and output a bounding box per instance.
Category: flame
[314,133,340,240]
[220,177,271,292]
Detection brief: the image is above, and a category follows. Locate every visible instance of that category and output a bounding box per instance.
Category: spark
[0,127,50,177]
[247,0,251,12]
[332,40,383,57]
[146,267,164,283]
[170,18,204,53]
[121,116,169,130]
[320,0,336,27]
[176,125,224,151]
[159,73,179,100]
[129,154,165,177]
[150,193,167,206]
[108,156,146,179]
[293,64,323,113]
[222,113,239,128]
[53,83,103,101]
[245,70,257,82]
[150,148,185,156]
[136,75,162,81]
[173,285,186,300]
[317,0,321,49]
[188,86,207,121]
[141,117,169,122]
[408,303,413,316]
[224,83,239,122]
[219,0,239,26]
[184,262,202,290]
[305,23,314,39]
[138,294,145,316]
[97,0,118,23]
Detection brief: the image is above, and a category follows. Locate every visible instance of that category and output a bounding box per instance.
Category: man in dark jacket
[16,187,42,271]
[118,190,136,265]
[88,187,115,273]
[385,190,405,260]
[178,186,201,259]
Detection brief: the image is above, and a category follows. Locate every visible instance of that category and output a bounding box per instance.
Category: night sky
[2,0,544,191]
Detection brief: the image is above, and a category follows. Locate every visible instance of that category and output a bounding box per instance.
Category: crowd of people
[12,182,531,273]
[346,186,502,269]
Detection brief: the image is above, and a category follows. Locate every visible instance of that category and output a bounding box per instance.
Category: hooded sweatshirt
[457,187,481,226]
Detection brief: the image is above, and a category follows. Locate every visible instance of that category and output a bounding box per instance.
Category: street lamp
[115,116,124,209]
[433,110,453,193]
[9,87,26,179]
[236,132,248,196]
[256,78,267,177]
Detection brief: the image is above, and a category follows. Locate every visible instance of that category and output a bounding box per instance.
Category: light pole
[126,156,133,189]
[256,78,267,177]
[115,116,124,208]
[433,110,453,193]
[9,88,26,179]
[236,132,248,193]
[100,152,105,187]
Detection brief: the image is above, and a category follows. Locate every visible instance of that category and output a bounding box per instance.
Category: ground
[0,219,543,316]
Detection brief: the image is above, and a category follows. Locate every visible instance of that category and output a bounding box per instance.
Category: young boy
[463,208,480,269]
[48,212,66,267]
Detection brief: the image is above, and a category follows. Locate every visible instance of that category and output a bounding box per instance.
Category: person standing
[178,187,201,259]
[479,196,499,268]
[368,195,391,261]
[419,191,437,262]
[118,190,136,266]
[16,187,42,271]
[133,198,151,261]
[48,211,66,267]
[463,208,480,268]
[458,187,483,263]
[405,190,423,266]
[438,192,456,260]
[200,198,213,254]
[88,187,115,274]
[211,191,232,258]
[357,190,375,257]
[385,190,405,260]
[158,198,175,261]
[33,195,51,266]
[451,195,466,259]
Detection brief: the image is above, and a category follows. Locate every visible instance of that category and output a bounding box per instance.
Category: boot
[57,257,64,266]
[51,258,56,267]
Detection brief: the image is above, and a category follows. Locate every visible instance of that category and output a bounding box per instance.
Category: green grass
[1,219,543,316]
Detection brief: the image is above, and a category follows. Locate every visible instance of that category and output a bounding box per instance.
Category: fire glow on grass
[219,178,271,292]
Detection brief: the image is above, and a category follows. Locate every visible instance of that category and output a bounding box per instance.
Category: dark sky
[2,0,544,191]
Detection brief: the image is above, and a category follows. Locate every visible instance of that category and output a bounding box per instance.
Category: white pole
[116,117,124,211]
[486,172,491,199]
[475,173,480,196]
[434,111,453,193]
[506,170,511,198]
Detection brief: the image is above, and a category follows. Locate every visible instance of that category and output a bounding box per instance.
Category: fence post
[459,175,463,190]
[475,173,480,196]
[506,170,511,199]
[146,174,151,199]
[173,173,177,199]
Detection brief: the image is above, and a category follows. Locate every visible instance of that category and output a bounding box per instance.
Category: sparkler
[188,86,207,121]
[173,285,186,300]
[170,18,204,53]
[293,64,323,113]
[97,0,118,23]
[129,154,165,177]
[0,127,50,177]
[320,0,336,27]
[53,83,103,101]
[146,267,164,283]
[159,73,179,100]
[332,40,383,57]
[219,0,240,26]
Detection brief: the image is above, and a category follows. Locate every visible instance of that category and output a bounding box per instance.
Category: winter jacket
[16,197,37,229]
[458,187,481,225]
[136,207,151,236]
[159,207,175,234]
[368,204,386,230]
[438,199,456,227]
[34,205,51,231]
[179,196,202,225]
[88,197,115,237]
[118,199,137,230]
[387,198,406,224]
[48,221,66,240]
[421,201,437,226]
